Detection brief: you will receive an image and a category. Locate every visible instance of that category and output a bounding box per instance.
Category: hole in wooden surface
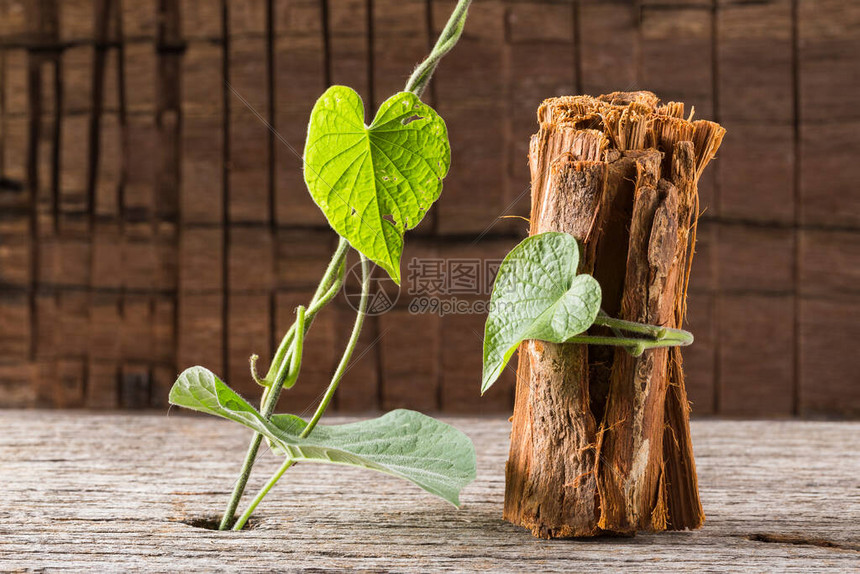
[182,515,257,531]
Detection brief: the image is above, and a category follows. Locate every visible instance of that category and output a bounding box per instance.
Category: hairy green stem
[302,255,370,436]
[573,315,694,357]
[263,238,349,386]
[598,309,624,339]
[224,0,472,529]
[218,238,348,531]
[283,306,306,390]
[565,334,691,357]
[232,458,295,531]
[405,0,472,98]
[217,435,265,531]
[232,255,370,531]
[592,315,692,342]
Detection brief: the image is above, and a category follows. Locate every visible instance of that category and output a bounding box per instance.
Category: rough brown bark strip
[504,92,723,538]
[596,179,680,533]
[504,150,608,538]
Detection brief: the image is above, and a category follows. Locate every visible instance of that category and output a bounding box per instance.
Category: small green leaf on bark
[481,232,601,394]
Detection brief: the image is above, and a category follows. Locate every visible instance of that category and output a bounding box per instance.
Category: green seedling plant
[481,232,694,394]
[169,0,476,531]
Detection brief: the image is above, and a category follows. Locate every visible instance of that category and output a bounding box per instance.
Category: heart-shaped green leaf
[481,232,602,394]
[169,367,476,506]
[304,86,451,284]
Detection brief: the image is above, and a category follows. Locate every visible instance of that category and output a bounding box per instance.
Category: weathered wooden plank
[328,0,371,97]
[57,290,89,357]
[179,227,223,293]
[273,20,327,227]
[376,240,438,409]
[176,292,223,374]
[0,0,30,44]
[717,122,795,224]
[124,42,158,114]
[93,113,122,218]
[61,45,94,115]
[275,228,334,291]
[717,294,794,416]
[90,222,122,288]
[227,35,269,224]
[152,295,175,365]
[0,415,857,572]
[0,293,30,359]
[89,292,122,360]
[435,98,507,235]
[1,50,28,118]
[579,0,637,97]
[123,236,160,292]
[39,233,90,287]
[372,0,428,100]
[0,362,36,408]
[333,295,380,413]
[683,292,715,414]
[180,0,222,41]
[507,1,573,44]
[800,295,860,417]
[155,223,179,293]
[800,121,860,228]
[121,0,157,41]
[227,292,270,399]
[0,229,30,288]
[684,219,715,415]
[717,0,793,124]
[180,114,223,224]
[798,0,860,123]
[85,359,118,409]
[431,1,506,236]
[800,229,860,297]
[53,357,86,407]
[120,362,150,409]
[436,240,513,414]
[156,0,183,224]
[228,226,274,293]
[58,0,93,43]
[716,224,794,293]
[121,294,153,363]
[505,39,576,231]
[123,116,158,222]
[640,6,714,119]
[379,307,441,410]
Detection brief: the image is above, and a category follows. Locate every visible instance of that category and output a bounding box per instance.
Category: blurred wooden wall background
[0,0,857,416]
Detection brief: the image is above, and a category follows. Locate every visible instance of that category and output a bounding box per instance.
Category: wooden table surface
[0,412,858,572]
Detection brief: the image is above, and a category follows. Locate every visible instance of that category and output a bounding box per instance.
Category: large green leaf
[481,232,602,394]
[303,86,450,284]
[265,411,475,506]
[169,367,476,506]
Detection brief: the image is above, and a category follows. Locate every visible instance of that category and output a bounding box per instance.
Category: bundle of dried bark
[505,91,725,538]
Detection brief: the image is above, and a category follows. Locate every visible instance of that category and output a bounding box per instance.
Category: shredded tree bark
[505,91,725,538]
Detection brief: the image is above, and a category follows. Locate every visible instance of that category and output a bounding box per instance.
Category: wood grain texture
[1,0,860,417]
[0,413,857,572]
